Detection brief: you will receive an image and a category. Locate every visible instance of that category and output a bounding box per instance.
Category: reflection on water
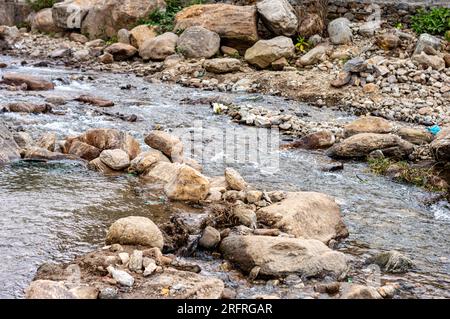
[0,55,449,298]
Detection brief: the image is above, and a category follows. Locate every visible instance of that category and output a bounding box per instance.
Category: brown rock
[144,130,184,163]
[221,46,239,57]
[398,127,433,145]
[340,284,382,299]
[327,133,414,159]
[220,235,348,279]
[31,8,62,34]
[99,53,114,64]
[69,33,89,44]
[271,57,289,71]
[77,128,141,159]
[174,4,258,50]
[2,73,54,90]
[104,43,138,61]
[130,25,157,49]
[106,216,164,248]
[444,53,450,68]
[204,58,241,74]
[164,164,210,201]
[245,36,294,69]
[88,157,117,174]
[362,83,379,94]
[298,13,325,38]
[5,102,52,113]
[36,133,56,152]
[139,32,178,61]
[376,33,400,50]
[75,95,114,107]
[256,191,349,243]
[81,0,166,39]
[330,71,351,88]
[25,280,76,299]
[225,167,247,191]
[344,116,393,137]
[287,130,335,149]
[176,26,220,59]
[66,140,101,161]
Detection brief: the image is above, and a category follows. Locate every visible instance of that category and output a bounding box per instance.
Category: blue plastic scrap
[427,125,441,135]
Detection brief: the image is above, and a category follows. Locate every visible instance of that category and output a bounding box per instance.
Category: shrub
[411,7,450,35]
[137,0,204,34]
[27,0,57,12]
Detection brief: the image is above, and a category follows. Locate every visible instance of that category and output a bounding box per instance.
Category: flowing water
[0,55,449,299]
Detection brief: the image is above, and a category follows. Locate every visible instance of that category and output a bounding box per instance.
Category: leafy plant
[394,22,404,30]
[137,0,204,34]
[295,36,311,53]
[26,0,57,12]
[105,36,118,46]
[411,7,450,35]
[445,30,450,42]
[367,158,446,191]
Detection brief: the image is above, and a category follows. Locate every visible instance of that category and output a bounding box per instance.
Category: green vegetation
[445,30,450,42]
[411,7,450,36]
[137,0,204,34]
[368,158,446,191]
[26,0,57,12]
[105,36,118,46]
[295,36,311,54]
[394,22,404,30]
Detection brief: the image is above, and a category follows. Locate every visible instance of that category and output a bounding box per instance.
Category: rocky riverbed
[0,0,449,300]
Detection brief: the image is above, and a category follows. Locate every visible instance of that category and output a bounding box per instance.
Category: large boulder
[256,0,298,37]
[25,280,76,299]
[414,33,441,55]
[204,58,241,74]
[0,122,21,164]
[224,167,247,191]
[2,73,54,91]
[106,216,164,248]
[176,26,220,59]
[52,0,97,29]
[31,8,63,34]
[144,130,184,163]
[66,140,101,161]
[129,25,157,49]
[397,127,433,145]
[328,18,352,45]
[343,116,394,137]
[144,162,181,183]
[220,235,348,279]
[298,13,324,38]
[174,4,258,50]
[4,102,52,113]
[257,192,348,243]
[128,150,170,174]
[327,133,414,159]
[70,128,141,159]
[81,0,166,39]
[430,128,450,161]
[104,43,137,61]
[99,149,130,170]
[412,52,445,71]
[164,164,210,201]
[0,25,20,50]
[139,32,178,61]
[244,36,295,69]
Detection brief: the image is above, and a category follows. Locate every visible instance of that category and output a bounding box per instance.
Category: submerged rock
[4,102,52,113]
[75,95,114,107]
[368,250,414,273]
[220,235,348,279]
[0,122,21,164]
[2,73,54,91]
[257,192,348,243]
[106,216,164,248]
